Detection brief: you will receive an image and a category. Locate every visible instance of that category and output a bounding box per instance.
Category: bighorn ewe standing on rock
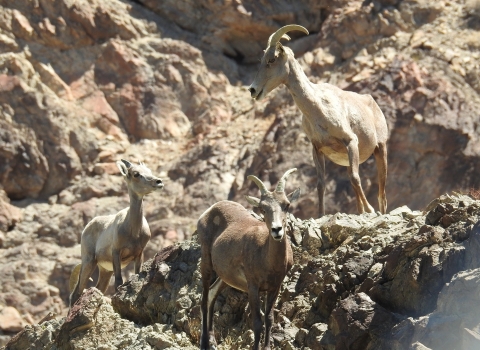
[249,24,388,217]
[69,159,163,307]
[198,169,300,350]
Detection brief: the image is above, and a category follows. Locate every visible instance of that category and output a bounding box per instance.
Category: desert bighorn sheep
[249,24,388,217]
[69,159,164,307]
[198,169,300,350]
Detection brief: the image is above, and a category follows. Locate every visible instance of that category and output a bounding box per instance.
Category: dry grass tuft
[187,318,201,345]
[468,188,480,200]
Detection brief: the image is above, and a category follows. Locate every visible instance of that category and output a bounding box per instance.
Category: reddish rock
[0,0,480,347]
[11,10,34,39]
[0,120,49,200]
[92,162,120,176]
[0,75,21,92]
[0,191,22,233]
[164,229,178,242]
[0,307,26,333]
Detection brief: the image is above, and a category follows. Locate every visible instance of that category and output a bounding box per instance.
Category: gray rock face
[388,268,480,350]
[134,0,325,66]
[0,119,48,200]
[7,193,479,349]
[111,193,477,350]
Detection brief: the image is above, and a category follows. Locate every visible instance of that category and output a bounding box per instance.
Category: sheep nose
[156,179,162,185]
[248,87,255,95]
[271,227,283,238]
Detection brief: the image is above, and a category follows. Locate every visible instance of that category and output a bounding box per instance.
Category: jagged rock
[4,194,480,349]
[302,225,324,254]
[0,190,21,235]
[4,317,63,350]
[4,287,196,350]
[330,292,404,349]
[111,242,203,326]
[387,268,480,350]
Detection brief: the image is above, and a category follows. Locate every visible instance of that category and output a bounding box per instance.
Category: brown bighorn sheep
[249,24,388,217]
[198,169,300,350]
[69,159,163,307]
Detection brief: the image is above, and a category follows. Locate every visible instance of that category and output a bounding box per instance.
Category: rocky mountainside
[5,192,480,349]
[1,0,480,347]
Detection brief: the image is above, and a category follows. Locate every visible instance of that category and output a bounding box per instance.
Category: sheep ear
[116,161,129,177]
[245,195,260,207]
[287,188,301,203]
[121,159,133,168]
[276,43,285,56]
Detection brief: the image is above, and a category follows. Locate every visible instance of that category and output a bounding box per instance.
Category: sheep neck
[125,188,144,237]
[284,57,319,119]
[265,229,290,274]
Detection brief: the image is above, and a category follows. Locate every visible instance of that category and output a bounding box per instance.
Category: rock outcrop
[1,0,480,347]
[5,193,480,349]
[5,287,197,350]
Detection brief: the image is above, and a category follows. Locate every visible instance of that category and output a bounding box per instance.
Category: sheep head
[245,168,300,241]
[117,159,164,197]
[248,24,309,100]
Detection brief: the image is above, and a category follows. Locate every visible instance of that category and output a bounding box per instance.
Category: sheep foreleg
[112,249,123,290]
[248,284,262,350]
[264,286,280,349]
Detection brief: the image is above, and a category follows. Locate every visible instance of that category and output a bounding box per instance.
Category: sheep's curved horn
[275,168,297,193]
[267,24,309,48]
[121,159,133,169]
[248,175,269,195]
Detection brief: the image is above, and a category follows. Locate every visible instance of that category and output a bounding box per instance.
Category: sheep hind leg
[312,145,326,217]
[134,253,144,275]
[200,252,214,350]
[201,276,226,350]
[69,263,82,293]
[374,142,388,214]
[207,278,227,332]
[346,139,374,213]
[96,266,113,294]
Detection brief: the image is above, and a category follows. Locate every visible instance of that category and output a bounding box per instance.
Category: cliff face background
[0,0,480,346]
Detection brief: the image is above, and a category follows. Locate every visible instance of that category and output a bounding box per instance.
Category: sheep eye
[133,172,140,178]
[268,58,275,64]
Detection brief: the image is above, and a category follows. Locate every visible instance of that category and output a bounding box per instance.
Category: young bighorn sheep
[69,159,164,306]
[249,24,388,217]
[198,169,300,350]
